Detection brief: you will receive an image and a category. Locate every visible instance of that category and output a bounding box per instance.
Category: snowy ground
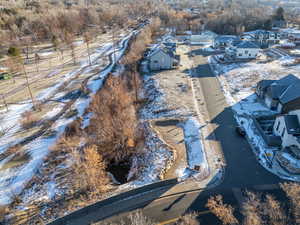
[209,54,300,182]
[132,41,209,184]
[0,30,139,206]
[182,118,207,171]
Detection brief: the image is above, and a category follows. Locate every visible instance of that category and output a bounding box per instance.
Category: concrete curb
[47,179,178,225]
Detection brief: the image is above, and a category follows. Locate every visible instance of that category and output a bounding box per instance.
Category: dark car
[236,126,246,137]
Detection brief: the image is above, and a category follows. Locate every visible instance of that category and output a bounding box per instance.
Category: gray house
[243,30,281,48]
[256,74,300,113]
[213,35,240,49]
[148,46,179,71]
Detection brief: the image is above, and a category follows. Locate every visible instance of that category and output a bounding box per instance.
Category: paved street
[103,46,283,225]
[191,47,281,189]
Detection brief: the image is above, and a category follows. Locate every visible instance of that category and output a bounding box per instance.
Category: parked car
[0,72,12,80]
[236,126,246,137]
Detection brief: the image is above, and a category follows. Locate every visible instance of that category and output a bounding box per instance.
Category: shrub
[71,145,109,196]
[176,212,199,225]
[7,46,21,57]
[0,206,8,221]
[206,195,238,225]
[20,111,40,129]
[64,118,82,137]
[64,109,78,119]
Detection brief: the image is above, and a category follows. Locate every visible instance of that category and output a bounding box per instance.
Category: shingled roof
[279,80,300,104]
[236,41,260,49]
[260,74,300,106]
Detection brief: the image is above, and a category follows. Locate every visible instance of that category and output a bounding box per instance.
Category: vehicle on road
[236,125,246,137]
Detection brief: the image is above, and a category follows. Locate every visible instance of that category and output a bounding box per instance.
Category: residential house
[162,42,177,52]
[273,110,300,149]
[213,35,240,49]
[256,74,300,113]
[225,41,260,59]
[288,33,300,45]
[147,46,179,71]
[243,30,281,48]
[272,20,287,29]
[190,31,217,45]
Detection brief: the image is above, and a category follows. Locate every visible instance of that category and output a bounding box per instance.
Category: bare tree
[242,192,263,225]
[72,144,109,197]
[206,195,238,225]
[263,195,286,225]
[1,94,9,112]
[63,31,77,65]
[281,182,300,225]
[83,31,92,66]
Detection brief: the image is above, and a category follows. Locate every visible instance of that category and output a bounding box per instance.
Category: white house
[225,41,260,59]
[190,31,217,45]
[148,47,179,71]
[273,110,300,149]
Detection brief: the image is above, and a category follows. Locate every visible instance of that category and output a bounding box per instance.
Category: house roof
[279,80,300,104]
[214,35,239,43]
[236,41,259,49]
[201,30,217,36]
[284,115,300,135]
[148,46,175,58]
[267,84,287,99]
[259,74,300,101]
[275,74,299,86]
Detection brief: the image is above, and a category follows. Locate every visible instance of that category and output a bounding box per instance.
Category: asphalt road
[102,47,283,225]
[191,48,282,189]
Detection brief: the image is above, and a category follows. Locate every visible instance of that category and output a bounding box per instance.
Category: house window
[153,60,159,63]
[281,128,285,137]
[245,50,249,54]
[239,53,242,56]
[276,121,280,131]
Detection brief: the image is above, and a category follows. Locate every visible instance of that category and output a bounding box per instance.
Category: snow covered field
[0,30,139,206]
[209,54,300,181]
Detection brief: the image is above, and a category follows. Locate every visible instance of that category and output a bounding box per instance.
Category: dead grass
[175,212,200,225]
[0,205,8,222]
[95,210,154,225]
[0,144,22,161]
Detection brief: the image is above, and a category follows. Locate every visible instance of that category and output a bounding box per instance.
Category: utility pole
[133,69,138,103]
[1,94,8,112]
[22,63,36,110]
[84,32,92,66]
[112,28,117,64]
[87,40,91,66]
